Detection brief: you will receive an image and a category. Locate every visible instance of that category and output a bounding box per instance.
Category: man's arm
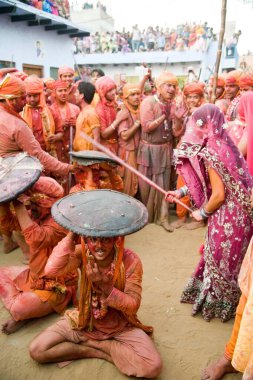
[15,123,70,176]
[45,232,82,276]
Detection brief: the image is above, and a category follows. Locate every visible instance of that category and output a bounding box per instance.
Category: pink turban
[53,80,68,90]
[58,66,75,78]
[95,76,116,98]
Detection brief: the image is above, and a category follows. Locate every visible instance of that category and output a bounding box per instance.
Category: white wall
[0,16,76,77]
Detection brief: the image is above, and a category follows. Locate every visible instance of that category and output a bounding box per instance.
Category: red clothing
[50,102,80,163]
[96,100,118,154]
[45,235,150,339]
[0,104,70,176]
[14,217,78,313]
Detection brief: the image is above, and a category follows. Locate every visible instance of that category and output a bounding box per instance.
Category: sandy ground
[0,221,242,380]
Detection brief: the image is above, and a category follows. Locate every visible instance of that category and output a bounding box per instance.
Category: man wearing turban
[49,80,80,163]
[0,177,78,334]
[224,70,242,121]
[137,72,180,232]
[0,74,73,255]
[58,66,77,106]
[21,75,59,159]
[117,83,142,197]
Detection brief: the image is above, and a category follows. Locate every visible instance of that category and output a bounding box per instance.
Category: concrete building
[0,0,89,77]
[70,3,114,33]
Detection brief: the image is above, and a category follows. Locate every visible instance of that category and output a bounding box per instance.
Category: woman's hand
[191,209,204,221]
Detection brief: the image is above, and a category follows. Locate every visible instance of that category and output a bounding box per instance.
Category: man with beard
[224,70,242,122]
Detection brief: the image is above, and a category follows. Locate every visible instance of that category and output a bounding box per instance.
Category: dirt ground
[0,221,242,380]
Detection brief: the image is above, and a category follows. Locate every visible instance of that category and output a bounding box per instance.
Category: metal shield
[0,153,42,204]
[71,150,118,167]
[52,189,148,237]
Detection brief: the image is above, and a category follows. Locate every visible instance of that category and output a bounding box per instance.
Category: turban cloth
[24,75,46,107]
[58,66,74,78]
[43,77,55,90]
[239,72,253,88]
[225,70,242,86]
[53,80,68,90]
[209,75,225,87]
[0,74,26,100]
[95,76,116,98]
[183,83,204,97]
[122,83,140,99]
[28,177,64,208]
[155,72,178,89]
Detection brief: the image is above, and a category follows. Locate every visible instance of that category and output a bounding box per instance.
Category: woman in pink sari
[167,104,253,321]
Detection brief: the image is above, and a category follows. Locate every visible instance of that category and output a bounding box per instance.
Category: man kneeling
[29,190,162,378]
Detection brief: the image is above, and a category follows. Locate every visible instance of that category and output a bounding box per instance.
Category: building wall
[0,15,76,77]
[70,7,114,33]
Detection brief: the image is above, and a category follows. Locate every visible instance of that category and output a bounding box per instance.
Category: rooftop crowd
[20,0,71,19]
[73,22,216,55]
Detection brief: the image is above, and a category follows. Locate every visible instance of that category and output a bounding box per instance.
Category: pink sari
[176,104,253,321]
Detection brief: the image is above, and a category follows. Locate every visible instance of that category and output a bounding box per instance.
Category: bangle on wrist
[203,206,213,216]
[199,206,212,219]
[178,185,189,198]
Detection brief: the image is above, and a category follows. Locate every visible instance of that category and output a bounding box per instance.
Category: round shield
[71,150,119,167]
[52,190,148,237]
[0,153,42,204]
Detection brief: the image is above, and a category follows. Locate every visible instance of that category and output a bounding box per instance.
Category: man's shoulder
[123,248,142,267]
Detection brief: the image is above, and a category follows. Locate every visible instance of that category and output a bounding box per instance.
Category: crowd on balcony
[73,22,216,55]
[20,0,70,19]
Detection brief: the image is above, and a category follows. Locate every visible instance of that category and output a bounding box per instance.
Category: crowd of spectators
[20,0,70,19]
[73,22,216,55]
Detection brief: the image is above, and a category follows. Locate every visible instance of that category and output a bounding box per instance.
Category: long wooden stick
[211,0,227,103]
[79,132,194,213]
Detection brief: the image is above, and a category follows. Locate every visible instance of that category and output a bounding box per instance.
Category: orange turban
[225,70,242,86]
[53,80,68,90]
[95,76,116,98]
[183,83,204,97]
[24,75,44,94]
[43,77,55,90]
[122,83,141,99]
[239,71,253,88]
[24,75,46,108]
[29,177,64,208]
[0,74,26,100]
[155,72,178,89]
[58,66,74,78]
[209,75,225,87]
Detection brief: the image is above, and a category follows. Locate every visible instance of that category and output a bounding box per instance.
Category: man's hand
[86,261,113,296]
[165,190,180,203]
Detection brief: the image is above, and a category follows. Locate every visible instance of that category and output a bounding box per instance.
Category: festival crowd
[73,22,215,55]
[20,0,70,18]
[0,64,253,379]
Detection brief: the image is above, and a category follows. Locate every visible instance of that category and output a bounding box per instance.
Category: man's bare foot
[3,240,19,254]
[201,356,237,380]
[156,220,174,232]
[184,220,205,230]
[171,218,187,229]
[1,318,27,334]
